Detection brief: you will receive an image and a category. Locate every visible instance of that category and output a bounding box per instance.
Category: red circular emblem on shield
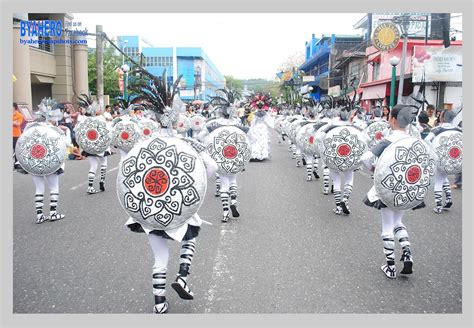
[375,131,383,140]
[309,136,315,145]
[406,165,421,184]
[121,131,130,140]
[143,128,151,136]
[31,144,47,159]
[448,146,461,159]
[223,145,238,159]
[195,121,200,126]
[144,168,170,197]
[179,123,184,128]
[87,129,98,141]
[337,144,351,157]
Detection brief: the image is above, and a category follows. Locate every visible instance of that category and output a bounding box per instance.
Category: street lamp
[121,64,130,99]
[389,56,400,109]
[121,40,128,66]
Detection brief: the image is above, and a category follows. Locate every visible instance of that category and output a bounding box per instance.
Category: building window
[372,62,380,81]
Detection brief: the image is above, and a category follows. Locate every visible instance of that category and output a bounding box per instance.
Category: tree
[88,42,123,99]
[224,75,244,92]
[276,51,305,73]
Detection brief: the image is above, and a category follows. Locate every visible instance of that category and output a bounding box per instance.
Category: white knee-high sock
[148,234,169,300]
[32,176,45,219]
[46,174,60,215]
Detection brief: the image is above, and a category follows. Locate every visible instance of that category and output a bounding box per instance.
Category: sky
[73,13,367,80]
[73,13,463,81]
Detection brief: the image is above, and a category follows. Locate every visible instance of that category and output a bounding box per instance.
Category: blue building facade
[299,34,363,101]
[117,36,225,101]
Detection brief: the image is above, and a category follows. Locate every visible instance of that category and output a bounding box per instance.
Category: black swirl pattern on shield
[121,138,200,227]
[435,132,462,175]
[17,129,64,175]
[75,118,111,154]
[323,128,367,171]
[208,129,250,174]
[366,122,389,149]
[381,140,436,208]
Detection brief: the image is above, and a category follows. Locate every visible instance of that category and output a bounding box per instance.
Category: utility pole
[96,25,104,108]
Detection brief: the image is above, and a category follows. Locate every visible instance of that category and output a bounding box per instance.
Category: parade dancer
[319,97,362,215]
[361,105,433,279]
[424,110,462,214]
[198,88,250,222]
[247,92,275,161]
[14,98,68,223]
[76,94,112,194]
[296,104,319,181]
[123,71,219,313]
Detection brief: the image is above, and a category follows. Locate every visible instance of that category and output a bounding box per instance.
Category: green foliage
[88,42,123,99]
[224,75,244,92]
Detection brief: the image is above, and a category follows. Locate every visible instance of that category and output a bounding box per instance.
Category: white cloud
[74,13,366,80]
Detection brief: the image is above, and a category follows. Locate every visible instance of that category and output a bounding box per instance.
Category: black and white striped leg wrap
[50,192,59,215]
[323,167,330,189]
[35,193,44,218]
[178,238,196,280]
[221,192,230,212]
[342,184,353,202]
[382,234,396,263]
[292,144,296,158]
[434,191,443,208]
[88,171,95,187]
[442,181,452,201]
[152,267,167,298]
[100,165,106,183]
[313,157,318,172]
[229,185,238,205]
[394,225,411,252]
[333,190,342,205]
[306,164,312,178]
[215,173,221,192]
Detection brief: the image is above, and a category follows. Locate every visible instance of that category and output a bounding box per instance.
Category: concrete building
[361,39,462,110]
[117,36,225,101]
[12,13,89,111]
[299,34,364,101]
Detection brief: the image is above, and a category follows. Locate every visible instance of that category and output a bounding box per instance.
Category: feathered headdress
[209,88,241,118]
[250,92,272,111]
[129,69,183,127]
[36,97,63,122]
[77,93,100,116]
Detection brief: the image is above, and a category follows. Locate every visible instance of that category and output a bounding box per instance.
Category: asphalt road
[13,130,462,314]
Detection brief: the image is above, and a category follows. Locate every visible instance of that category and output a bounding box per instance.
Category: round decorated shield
[375,137,436,210]
[112,118,142,153]
[74,117,113,154]
[364,121,390,150]
[138,118,160,140]
[321,126,368,171]
[15,123,67,176]
[431,130,462,175]
[288,119,307,144]
[117,136,207,231]
[274,117,285,134]
[176,114,191,134]
[204,125,251,175]
[190,115,206,132]
[296,123,319,155]
[282,117,299,136]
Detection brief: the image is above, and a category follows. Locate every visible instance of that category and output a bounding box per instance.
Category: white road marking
[69,166,119,191]
[204,225,236,313]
